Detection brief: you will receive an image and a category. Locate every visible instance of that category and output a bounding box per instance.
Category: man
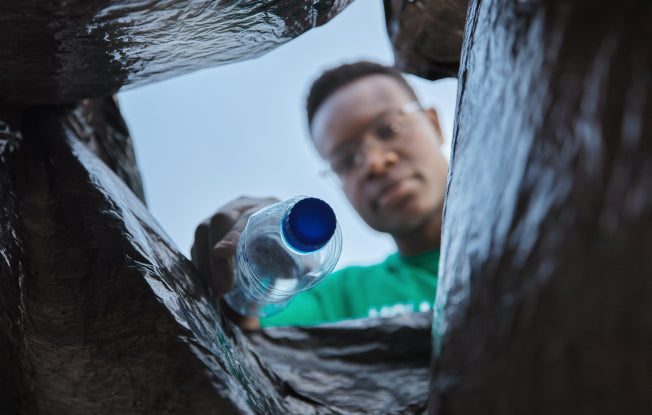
[192,61,448,328]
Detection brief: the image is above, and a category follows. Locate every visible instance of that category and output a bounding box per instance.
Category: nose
[362,144,399,179]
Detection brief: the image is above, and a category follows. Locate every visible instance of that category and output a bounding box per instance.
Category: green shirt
[260,249,439,327]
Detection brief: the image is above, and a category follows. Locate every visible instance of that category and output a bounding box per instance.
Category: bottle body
[224,196,342,318]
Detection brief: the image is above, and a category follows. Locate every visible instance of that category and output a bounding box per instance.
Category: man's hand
[191,196,279,328]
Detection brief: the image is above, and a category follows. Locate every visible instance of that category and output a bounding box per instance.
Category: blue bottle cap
[282,197,337,252]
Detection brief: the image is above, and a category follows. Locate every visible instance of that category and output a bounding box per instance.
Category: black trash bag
[249,313,432,414]
[64,96,146,203]
[0,105,431,414]
[430,0,652,413]
[0,0,353,107]
[383,0,468,80]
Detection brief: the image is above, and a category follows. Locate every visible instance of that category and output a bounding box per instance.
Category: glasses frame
[319,101,423,185]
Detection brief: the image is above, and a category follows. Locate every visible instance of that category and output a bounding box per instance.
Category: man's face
[310,74,449,235]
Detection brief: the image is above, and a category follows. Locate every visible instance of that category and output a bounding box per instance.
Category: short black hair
[306,61,417,127]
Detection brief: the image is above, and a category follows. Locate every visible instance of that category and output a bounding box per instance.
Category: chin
[392,196,428,217]
[366,193,437,230]
[374,209,429,234]
[388,201,440,229]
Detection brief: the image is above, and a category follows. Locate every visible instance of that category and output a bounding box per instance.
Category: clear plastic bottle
[223,196,342,318]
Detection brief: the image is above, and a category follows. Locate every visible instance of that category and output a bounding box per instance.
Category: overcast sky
[118,0,458,270]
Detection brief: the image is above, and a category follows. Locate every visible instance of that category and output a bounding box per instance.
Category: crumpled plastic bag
[0,0,353,106]
[0,105,431,414]
[384,0,468,80]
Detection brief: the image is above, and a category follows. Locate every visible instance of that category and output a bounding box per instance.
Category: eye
[332,152,356,174]
[374,119,402,141]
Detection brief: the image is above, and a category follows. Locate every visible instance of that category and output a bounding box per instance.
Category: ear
[425,107,444,146]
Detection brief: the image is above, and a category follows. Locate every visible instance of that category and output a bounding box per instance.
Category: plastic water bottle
[223,196,342,318]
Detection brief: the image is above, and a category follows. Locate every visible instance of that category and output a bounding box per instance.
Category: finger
[206,196,277,245]
[196,196,281,297]
[209,247,236,297]
[191,222,210,283]
[209,206,261,296]
[193,201,249,293]
[207,211,237,247]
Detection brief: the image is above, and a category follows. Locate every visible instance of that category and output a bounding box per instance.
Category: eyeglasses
[325,101,422,179]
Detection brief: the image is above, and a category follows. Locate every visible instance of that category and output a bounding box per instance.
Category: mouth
[373,175,419,211]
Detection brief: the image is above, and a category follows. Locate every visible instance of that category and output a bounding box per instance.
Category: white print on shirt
[367,301,432,318]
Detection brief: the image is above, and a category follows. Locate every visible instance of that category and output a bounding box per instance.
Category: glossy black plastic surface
[0,0,352,106]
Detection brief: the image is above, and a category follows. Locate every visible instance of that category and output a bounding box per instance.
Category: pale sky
[118,0,458,270]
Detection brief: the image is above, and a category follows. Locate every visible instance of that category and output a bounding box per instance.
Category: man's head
[307,61,449,251]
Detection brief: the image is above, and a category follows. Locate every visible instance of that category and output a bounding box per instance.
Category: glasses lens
[324,103,419,178]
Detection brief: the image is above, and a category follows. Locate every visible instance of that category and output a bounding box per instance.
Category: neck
[392,211,442,257]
